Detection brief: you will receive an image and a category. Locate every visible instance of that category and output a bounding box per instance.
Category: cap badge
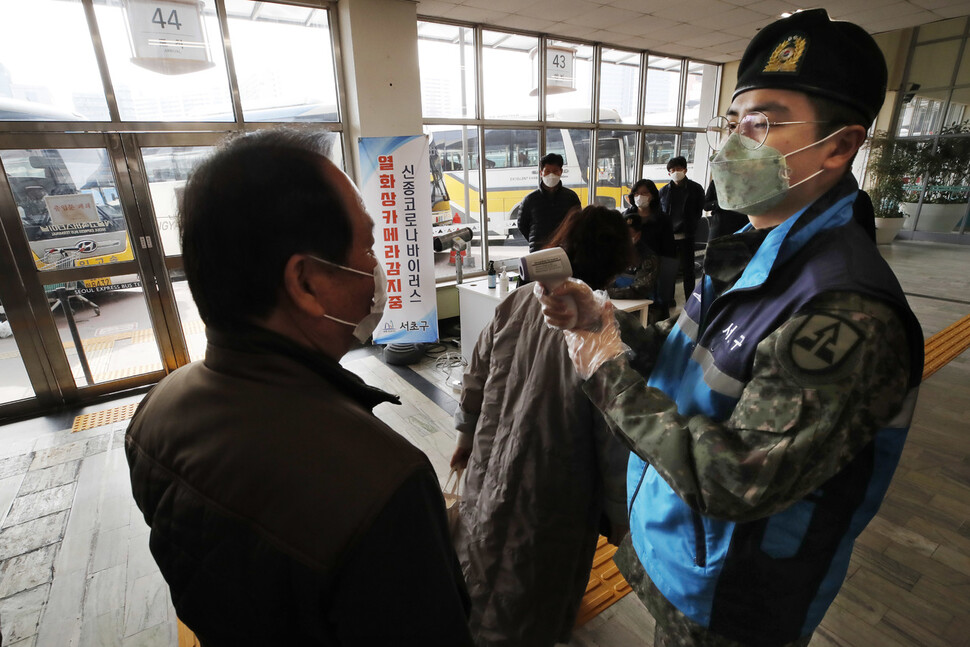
[763,35,807,73]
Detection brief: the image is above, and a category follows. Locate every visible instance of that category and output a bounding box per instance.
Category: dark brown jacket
[126,326,471,646]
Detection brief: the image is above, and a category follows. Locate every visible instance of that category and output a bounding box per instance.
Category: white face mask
[709,127,845,215]
[634,195,651,209]
[541,172,561,188]
[669,170,686,183]
[308,255,387,343]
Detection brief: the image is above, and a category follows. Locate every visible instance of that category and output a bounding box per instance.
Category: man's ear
[281,254,328,318]
[822,125,867,171]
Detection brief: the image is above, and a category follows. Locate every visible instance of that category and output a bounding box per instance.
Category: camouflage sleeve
[583,291,912,522]
[615,308,675,379]
[607,254,660,300]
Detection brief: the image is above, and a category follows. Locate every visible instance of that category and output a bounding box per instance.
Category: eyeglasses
[706,112,827,152]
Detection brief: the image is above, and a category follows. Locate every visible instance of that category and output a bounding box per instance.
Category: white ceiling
[414,0,970,63]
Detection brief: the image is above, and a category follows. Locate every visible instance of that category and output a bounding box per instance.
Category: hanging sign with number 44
[125,0,214,75]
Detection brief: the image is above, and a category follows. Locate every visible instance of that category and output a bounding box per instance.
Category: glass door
[124,133,224,365]
[0,131,220,417]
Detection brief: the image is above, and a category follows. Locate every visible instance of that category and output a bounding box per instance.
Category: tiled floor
[0,239,967,647]
[0,407,174,647]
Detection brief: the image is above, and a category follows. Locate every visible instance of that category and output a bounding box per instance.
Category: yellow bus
[428,114,676,243]
[3,147,138,294]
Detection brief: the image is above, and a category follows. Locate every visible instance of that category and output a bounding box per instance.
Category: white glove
[535,278,627,379]
[562,303,626,379]
[535,277,608,331]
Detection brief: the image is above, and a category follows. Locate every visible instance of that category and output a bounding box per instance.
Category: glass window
[683,61,718,128]
[644,56,681,126]
[482,31,538,120]
[418,21,477,119]
[600,48,640,125]
[94,0,233,121]
[594,130,637,210]
[0,0,110,121]
[680,132,707,184]
[958,40,970,86]
[141,146,213,256]
[425,125,484,280]
[0,295,36,404]
[169,269,205,362]
[546,128,592,197]
[909,41,962,91]
[946,88,970,129]
[43,273,161,387]
[898,91,951,137]
[482,129,540,265]
[545,41,593,122]
[0,149,136,276]
[917,17,967,42]
[642,132,676,183]
[225,1,338,122]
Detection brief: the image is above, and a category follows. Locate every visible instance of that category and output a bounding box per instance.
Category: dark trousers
[675,238,696,301]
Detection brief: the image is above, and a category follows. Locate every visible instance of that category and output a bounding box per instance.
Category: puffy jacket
[516,182,581,252]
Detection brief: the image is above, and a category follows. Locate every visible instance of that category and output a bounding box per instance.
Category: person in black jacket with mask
[517,152,582,252]
[659,156,706,299]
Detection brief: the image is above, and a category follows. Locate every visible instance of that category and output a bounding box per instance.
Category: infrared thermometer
[518,247,572,288]
[519,247,579,327]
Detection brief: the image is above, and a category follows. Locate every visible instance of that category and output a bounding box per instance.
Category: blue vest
[628,188,923,645]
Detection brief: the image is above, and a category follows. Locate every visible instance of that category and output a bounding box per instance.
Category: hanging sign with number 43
[125,0,214,75]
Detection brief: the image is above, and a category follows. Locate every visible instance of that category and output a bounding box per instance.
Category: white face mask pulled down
[709,127,846,215]
[308,255,387,343]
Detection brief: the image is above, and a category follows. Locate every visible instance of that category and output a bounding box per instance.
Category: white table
[456,279,514,363]
[610,298,652,327]
[456,278,651,363]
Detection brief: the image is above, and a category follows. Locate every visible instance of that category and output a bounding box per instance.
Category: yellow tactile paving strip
[923,313,970,380]
[71,402,140,432]
[94,364,164,382]
[575,535,632,627]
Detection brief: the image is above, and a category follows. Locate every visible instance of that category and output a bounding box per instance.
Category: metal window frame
[0,0,351,421]
[417,17,718,280]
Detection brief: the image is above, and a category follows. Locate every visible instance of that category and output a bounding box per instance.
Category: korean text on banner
[358,135,439,344]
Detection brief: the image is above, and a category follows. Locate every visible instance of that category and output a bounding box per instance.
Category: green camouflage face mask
[710,128,844,215]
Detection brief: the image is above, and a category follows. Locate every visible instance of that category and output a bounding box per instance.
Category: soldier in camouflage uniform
[539,9,924,647]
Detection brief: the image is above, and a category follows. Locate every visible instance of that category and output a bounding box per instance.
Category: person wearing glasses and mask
[516,152,582,252]
[126,130,472,646]
[538,10,923,646]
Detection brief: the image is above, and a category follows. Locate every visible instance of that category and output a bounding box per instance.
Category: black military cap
[733,8,887,127]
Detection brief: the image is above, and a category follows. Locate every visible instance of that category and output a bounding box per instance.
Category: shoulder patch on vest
[786,313,862,374]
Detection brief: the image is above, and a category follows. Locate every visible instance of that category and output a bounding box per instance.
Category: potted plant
[864,131,918,244]
[897,120,970,233]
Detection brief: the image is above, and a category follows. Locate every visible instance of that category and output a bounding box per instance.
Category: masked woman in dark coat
[614,179,676,322]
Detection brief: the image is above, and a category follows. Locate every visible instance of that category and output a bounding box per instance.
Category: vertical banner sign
[358,135,439,344]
